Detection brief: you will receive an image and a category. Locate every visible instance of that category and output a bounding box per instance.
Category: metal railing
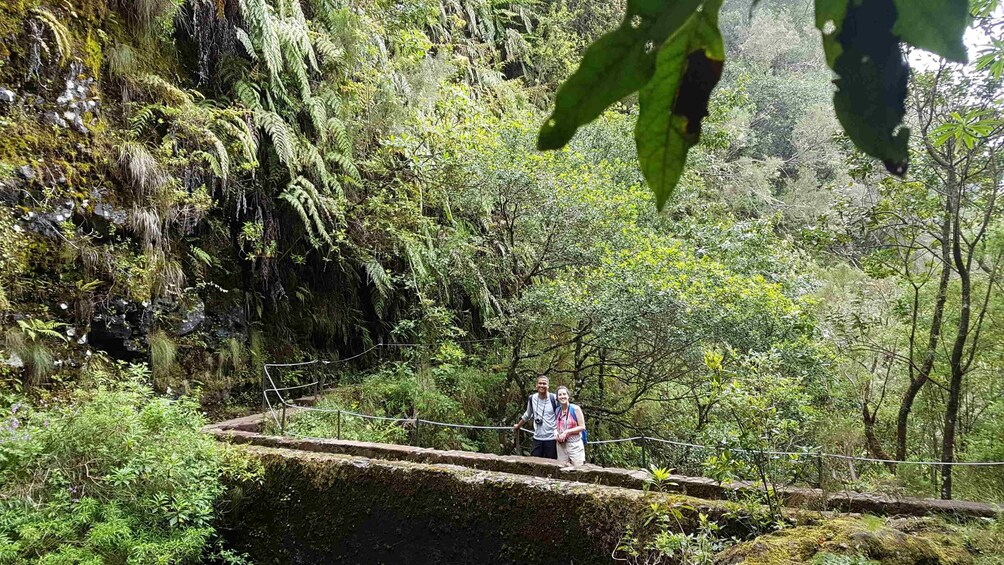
[262,354,1004,484]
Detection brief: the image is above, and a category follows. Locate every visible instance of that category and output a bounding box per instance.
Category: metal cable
[264,356,1004,467]
[289,404,412,423]
[266,381,320,393]
[417,418,512,430]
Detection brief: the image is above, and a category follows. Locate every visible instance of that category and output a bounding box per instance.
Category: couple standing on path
[512,376,587,466]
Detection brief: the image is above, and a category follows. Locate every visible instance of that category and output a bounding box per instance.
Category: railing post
[280,402,287,435]
[412,412,420,446]
[514,428,521,456]
[261,372,267,416]
[815,453,824,489]
[641,436,648,469]
[336,410,342,440]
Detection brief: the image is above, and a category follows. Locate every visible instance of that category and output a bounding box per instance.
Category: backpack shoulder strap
[550,393,558,413]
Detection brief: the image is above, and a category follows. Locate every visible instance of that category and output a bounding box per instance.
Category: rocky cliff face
[0,0,262,399]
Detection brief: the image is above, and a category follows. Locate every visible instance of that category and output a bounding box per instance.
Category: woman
[554,386,586,466]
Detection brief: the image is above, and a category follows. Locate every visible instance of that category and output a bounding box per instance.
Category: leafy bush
[0,376,258,563]
[614,506,730,565]
[276,353,514,453]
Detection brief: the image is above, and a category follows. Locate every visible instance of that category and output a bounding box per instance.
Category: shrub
[0,377,257,563]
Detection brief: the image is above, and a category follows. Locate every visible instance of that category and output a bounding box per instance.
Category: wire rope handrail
[263,357,1004,468]
[270,400,1004,467]
[271,401,1003,469]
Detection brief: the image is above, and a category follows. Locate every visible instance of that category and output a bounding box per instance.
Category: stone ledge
[220,445,737,565]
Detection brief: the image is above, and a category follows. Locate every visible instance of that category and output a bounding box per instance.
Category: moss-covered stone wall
[218,446,733,564]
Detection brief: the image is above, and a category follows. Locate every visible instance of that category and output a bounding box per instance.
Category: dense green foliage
[0,0,1002,558]
[0,367,260,563]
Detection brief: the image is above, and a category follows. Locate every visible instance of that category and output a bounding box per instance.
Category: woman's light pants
[557,438,585,466]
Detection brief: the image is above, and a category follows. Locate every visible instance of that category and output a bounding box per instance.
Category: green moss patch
[717,516,983,564]
[219,446,738,565]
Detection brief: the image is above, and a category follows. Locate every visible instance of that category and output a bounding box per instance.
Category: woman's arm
[567,405,585,435]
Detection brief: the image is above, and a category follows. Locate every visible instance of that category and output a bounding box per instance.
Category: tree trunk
[896,212,952,462]
[942,170,970,501]
[862,399,895,472]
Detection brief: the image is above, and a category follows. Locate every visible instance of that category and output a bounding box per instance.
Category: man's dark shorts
[531,439,557,459]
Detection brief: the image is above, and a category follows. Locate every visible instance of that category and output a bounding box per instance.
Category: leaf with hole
[536,0,705,151]
[636,0,724,209]
[823,0,910,176]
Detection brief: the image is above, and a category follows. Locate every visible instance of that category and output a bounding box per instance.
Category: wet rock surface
[88,298,153,361]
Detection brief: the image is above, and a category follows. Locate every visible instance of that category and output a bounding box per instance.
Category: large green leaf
[826,0,910,175]
[814,0,848,66]
[636,0,724,209]
[537,0,705,150]
[891,0,969,63]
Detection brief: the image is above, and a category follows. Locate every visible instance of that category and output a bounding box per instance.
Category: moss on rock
[218,446,740,565]
[716,516,979,564]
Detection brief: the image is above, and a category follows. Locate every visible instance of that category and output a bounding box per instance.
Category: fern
[213,114,258,164]
[312,33,343,66]
[133,74,193,106]
[297,138,332,191]
[31,8,72,66]
[277,22,312,97]
[189,246,214,267]
[234,80,263,109]
[255,110,296,170]
[205,129,231,181]
[16,319,68,342]
[234,28,259,60]
[326,117,352,156]
[238,0,283,81]
[280,176,335,245]
[325,149,359,182]
[364,258,393,298]
[304,96,328,139]
[129,105,160,133]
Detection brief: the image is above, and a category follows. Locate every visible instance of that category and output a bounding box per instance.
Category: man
[512,375,558,459]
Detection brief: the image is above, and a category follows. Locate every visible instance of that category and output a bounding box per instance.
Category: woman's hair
[556,385,571,399]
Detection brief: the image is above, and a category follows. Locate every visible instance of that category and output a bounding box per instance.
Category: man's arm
[513,397,532,431]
